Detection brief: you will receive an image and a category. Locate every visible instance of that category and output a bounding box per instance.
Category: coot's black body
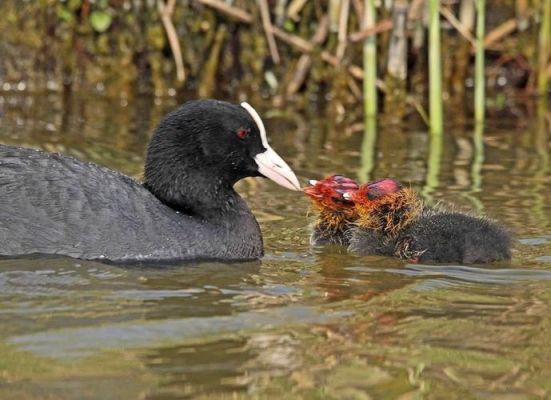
[349,208,512,264]
[0,145,262,261]
[0,100,300,262]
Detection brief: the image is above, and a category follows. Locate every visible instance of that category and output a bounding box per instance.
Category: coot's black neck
[144,155,263,257]
[144,161,251,221]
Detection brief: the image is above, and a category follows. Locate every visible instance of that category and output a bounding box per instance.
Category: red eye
[236,127,249,140]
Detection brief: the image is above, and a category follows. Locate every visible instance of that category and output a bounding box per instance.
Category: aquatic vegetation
[0,0,547,123]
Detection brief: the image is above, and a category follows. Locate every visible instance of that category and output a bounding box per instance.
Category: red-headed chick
[345,178,511,264]
[303,175,359,246]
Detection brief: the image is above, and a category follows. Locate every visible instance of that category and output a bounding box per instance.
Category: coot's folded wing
[0,145,255,262]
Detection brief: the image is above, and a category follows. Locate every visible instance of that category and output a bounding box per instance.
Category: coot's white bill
[241,102,301,191]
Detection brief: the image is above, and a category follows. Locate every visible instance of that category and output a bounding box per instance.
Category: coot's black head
[144,99,300,213]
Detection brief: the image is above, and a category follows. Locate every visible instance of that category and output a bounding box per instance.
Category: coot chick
[0,100,301,262]
[303,175,359,246]
[346,179,511,264]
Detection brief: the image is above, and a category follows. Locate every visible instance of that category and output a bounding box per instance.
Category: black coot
[0,100,301,262]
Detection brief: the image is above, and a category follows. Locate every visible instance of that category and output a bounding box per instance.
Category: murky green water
[1,93,550,399]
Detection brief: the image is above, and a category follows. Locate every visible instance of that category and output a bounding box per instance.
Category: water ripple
[346,264,551,285]
[8,306,352,359]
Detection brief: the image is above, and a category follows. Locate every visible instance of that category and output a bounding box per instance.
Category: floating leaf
[89,10,112,33]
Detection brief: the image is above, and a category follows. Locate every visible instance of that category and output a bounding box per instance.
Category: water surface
[1,93,550,399]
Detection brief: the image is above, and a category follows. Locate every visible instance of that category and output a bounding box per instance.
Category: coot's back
[0,146,260,261]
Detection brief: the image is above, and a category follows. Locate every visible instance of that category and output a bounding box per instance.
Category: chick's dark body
[349,209,511,264]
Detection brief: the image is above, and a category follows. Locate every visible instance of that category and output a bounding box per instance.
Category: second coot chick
[347,179,512,264]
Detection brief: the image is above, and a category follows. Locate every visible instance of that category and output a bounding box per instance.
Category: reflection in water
[422,128,443,201]
[358,116,377,183]
[471,123,485,193]
[144,338,253,397]
[532,99,550,231]
[312,251,414,303]
[461,123,485,212]
[1,93,551,398]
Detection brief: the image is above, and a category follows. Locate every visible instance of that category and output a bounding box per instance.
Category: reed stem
[428,0,443,134]
[363,0,377,118]
[474,0,486,124]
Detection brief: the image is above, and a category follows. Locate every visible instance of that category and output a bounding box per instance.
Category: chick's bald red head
[304,176,421,235]
[346,178,403,203]
[303,175,359,212]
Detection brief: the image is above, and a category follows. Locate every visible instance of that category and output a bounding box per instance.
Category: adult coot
[0,100,301,262]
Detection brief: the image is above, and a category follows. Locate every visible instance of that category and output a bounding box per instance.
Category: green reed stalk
[363,0,377,118]
[428,0,443,134]
[474,0,485,124]
[538,0,551,95]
